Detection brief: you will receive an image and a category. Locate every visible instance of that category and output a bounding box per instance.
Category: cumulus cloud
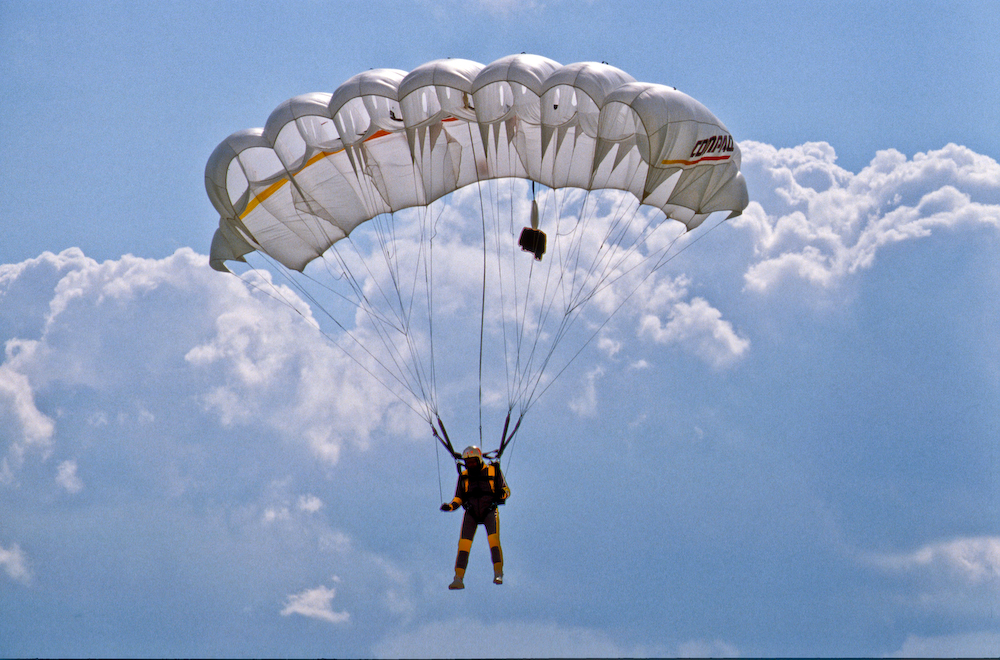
[0,361,55,484]
[865,536,1000,615]
[635,276,749,369]
[280,581,350,624]
[639,297,749,369]
[0,542,32,585]
[0,248,413,490]
[736,142,1000,292]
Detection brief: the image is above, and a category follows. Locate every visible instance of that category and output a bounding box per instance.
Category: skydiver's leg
[484,509,503,583]
[453,511,478,579]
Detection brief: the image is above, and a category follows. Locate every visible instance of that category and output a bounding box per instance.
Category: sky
[1,1,999,657]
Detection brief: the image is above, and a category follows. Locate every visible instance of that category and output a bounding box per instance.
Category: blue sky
[1,1,999,658]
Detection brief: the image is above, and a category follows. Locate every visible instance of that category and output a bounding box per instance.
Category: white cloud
[280,582,350,624]
[55,459,83,493]
[370,556,417,620]
[372,618,735,659]
[184,263,421,462]
[0,542,32,585]
[869,536,1000,584]
[889,631,1000,658]
[422,0,546,19]
[639,297,749,369]
[0,346,56,484]
[866,536,1000,615]
[597,335,621,358]
[262,507,291,523]
[736,142,1000,292]
[0,248,414,488]
[297,494,323,513]
[260,481,326,523]
[568,366,603,417]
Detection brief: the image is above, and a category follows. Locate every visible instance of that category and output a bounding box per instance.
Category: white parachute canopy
[205,54,748,453]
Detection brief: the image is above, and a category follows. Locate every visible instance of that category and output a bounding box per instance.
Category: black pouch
[518,227,546,261]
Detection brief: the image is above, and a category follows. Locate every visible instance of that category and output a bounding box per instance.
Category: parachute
[205,54,748,459]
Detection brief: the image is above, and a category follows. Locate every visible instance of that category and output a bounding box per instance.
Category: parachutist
[441,446,509,588]
[207,57,747,546]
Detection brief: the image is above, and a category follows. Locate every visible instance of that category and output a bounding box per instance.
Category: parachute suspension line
[487,173,519,445]
[528,219,679,408]
[469,169,497,446]
[580,158,661,303]
[326,236,435,422]
[465,118,539,452]
[494,176,516,411]
[522,198,652,412]
[504,166,652,415]
[503,182,555,414]
[434,430,444,503]
[558,186,614,313]
[527,210,730,410]
[345,161,443,423]
[478,193,488,448]
[484,173,514,417]
[233,251,431,424]
[496,156,526,417]
[565,200,646,312]
[461,119,490,449]
[422,202,440,420]
[285,152,444,426]
[502,174,541,404]
[559,156,663,315]
[567,189,634,309]
[498,175,533,423]
[513,185,576,406]
[232,258,329,326]
[650,207,729,273]
[511,178,543,409]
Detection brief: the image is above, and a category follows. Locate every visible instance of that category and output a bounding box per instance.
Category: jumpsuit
[446,462,508,582]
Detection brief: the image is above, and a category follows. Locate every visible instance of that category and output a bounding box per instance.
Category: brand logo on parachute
[661,134,735,166]
[690,134,735,159]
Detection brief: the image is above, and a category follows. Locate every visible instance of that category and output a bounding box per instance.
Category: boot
[448,575,464,590]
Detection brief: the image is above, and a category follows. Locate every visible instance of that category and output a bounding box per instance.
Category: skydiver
[440,446,509,589]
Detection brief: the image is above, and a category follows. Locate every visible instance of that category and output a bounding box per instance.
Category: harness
[458,462,509,511]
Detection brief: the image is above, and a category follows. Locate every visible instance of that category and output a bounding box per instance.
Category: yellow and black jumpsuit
[443,461,509,585]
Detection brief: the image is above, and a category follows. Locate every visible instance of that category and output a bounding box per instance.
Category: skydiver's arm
[440,473,465,511]
[496,467,510,502]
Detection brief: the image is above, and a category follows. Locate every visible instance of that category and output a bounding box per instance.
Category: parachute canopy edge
[209,220,254,273]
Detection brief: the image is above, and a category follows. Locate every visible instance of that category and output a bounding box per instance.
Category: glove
[440,502,454,511]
